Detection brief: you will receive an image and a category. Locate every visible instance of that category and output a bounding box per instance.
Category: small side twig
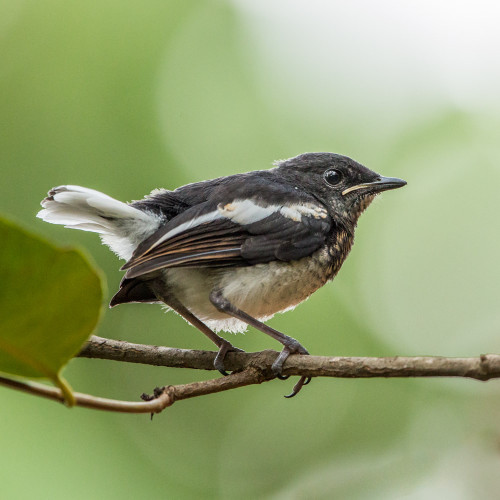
[0,367,264,414]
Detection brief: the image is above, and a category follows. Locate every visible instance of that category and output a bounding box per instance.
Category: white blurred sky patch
[231,0,500,115]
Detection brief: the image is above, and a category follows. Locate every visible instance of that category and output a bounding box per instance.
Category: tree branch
[0,367,265,414]
[80,335,500,382]
[3,336,499,415]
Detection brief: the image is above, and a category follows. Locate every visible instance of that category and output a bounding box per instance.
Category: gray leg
[209,289,310,396]
[162,296,243,375]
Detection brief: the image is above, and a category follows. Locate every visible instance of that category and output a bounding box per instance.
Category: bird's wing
[122,198,332,279]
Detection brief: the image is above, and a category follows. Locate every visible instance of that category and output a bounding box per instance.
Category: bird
[37,152,406,397]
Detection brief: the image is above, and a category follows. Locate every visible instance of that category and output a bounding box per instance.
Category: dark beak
[342,176,407,196]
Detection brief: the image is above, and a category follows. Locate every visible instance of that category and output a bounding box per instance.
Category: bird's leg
[209,289,311,397]
[162,297,243,376]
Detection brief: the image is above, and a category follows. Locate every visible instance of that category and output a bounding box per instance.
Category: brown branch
[0,367,264,414]
[80,335,500,382]
[3,336,499,415]
[0,374,172,413]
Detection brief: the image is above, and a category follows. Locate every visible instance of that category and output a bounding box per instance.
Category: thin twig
[0,367,264,413]
[0,375,172,413]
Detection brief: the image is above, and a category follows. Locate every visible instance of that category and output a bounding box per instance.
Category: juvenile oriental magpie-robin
[38,153,406,397]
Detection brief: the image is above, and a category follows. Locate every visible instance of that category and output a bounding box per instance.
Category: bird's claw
[214,341,244,376]
[271,341,311,397]
[271,341,309,376]
[284,376,311,398]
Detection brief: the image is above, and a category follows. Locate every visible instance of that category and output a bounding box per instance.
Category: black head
[275,152,406,230]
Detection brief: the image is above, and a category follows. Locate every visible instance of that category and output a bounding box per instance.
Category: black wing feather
[123,197,332,279]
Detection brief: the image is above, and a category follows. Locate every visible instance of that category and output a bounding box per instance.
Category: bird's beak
[342,176,407,196]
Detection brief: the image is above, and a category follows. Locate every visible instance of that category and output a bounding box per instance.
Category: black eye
[323,169,343,186]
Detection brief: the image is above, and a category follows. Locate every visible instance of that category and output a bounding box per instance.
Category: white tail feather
[37,185,162,260]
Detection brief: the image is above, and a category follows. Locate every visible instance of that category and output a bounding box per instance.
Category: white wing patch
[148,199,327,251]
[220,199,327,224]
[151,200,280,251]
[218,199,278,224]
[282,203,328,221]
[151,210,223,249]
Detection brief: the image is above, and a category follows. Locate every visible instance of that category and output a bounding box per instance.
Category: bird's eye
[323,169,343,186]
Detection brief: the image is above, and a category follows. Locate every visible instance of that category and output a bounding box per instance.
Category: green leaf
[0,217,104,405]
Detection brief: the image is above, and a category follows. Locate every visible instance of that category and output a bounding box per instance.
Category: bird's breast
[219,253,331,317]
[164,244,348,333]
[324,229,354,281]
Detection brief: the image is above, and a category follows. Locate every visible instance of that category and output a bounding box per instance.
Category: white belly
[165,249,330,333]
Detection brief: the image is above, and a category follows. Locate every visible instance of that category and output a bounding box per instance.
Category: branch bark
[80,336,500,382]
[3,335,499,415]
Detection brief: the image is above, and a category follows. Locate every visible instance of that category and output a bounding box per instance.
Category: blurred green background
[1,1,500,498]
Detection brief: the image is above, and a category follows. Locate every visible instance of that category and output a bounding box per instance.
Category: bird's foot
[271,340,309,376]
[272,340,311,398]
[214,340,244,376]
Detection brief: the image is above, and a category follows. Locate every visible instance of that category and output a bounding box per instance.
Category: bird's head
[276,152,406,232]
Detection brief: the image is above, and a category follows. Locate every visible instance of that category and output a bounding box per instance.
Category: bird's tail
[37,185,141,234]
[37,185,161,260]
